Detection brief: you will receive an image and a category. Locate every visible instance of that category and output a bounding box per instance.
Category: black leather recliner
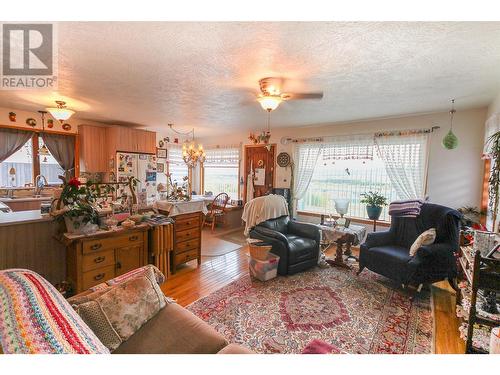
[249,215,321,275]
[358,203,461,286]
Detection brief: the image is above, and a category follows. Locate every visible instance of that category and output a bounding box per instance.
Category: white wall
[198,107,487,210]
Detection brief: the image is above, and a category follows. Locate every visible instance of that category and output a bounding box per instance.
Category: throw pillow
[409,228,436,257]
[76,267,167,351]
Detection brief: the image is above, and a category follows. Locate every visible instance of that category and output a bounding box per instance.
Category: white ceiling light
[46,101,75,123]
[257,95,282,112]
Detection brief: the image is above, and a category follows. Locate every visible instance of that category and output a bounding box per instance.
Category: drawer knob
[129,235,139,241]
[94,256,105,263]
[94,273,105,281]
[90,243,102,251]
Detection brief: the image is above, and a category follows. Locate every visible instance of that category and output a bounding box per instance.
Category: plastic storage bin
[249,253,280,281]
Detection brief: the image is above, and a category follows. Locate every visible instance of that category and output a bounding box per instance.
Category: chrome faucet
[34,175,48,196]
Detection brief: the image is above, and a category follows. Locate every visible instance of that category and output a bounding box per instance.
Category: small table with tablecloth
[317,224,367,269]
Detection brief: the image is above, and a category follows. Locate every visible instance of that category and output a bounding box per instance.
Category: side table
[318,224,367,270]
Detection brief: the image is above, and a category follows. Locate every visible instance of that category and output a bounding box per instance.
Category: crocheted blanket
[0,269,109,354]
[388,199,425,218]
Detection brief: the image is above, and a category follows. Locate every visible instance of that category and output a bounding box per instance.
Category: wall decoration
[174,138,179,144]
[47,119,54,128]
[62,123,72,131]
[158,140,165,148]
[156,148,167,158]
[249,131,271,145]
[157,162,164,173]
[8,112,16,122]
[26,118,37,127]
[277,152,291,167]
[163,137,170,143]
[442,99,459,150]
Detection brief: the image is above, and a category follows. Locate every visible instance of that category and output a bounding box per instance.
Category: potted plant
[360,191,388,220]
[56,177,100,234]
[485,131,500,227]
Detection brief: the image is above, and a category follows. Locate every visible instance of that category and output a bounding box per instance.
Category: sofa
[358,203,461,287]
[249,215,321,275]
[0,267,252,354]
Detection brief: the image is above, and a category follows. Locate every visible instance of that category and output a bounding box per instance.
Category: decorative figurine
[47,119,54,128]
[8,112,16,122]
[26,118,37,127]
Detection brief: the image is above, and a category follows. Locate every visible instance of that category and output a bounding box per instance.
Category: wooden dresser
[171,212,202,274]
[65,225,149,294]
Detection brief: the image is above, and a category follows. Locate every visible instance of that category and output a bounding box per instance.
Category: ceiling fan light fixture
[46,101,75,123]
[257,95,282,112]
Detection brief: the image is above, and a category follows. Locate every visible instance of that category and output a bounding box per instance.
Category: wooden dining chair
[203,193,230,232]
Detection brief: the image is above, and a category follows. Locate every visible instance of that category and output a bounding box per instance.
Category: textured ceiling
[1,22,500,137]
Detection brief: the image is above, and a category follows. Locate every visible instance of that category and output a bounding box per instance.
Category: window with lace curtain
[167,146,189,184]
[202,147,240,200]
[297,132,428,221]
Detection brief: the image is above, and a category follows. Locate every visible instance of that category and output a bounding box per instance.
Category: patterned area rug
[187,266,433,354]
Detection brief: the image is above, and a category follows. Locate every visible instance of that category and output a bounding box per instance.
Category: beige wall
[487,92,500,119]
[198,107,487,210]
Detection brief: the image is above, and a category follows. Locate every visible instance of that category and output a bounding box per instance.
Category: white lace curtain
[204,146,240,166]
[292,143,322,212]
[374,132,429,200]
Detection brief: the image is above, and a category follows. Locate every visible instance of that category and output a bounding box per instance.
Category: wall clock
[277,152,291,167]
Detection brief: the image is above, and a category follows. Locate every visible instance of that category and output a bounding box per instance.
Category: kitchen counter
[0,196,52,203]
[0,209,53,226]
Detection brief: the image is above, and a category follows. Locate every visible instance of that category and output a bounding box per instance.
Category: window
[167,146,189,184]
[0,133,67,188]
[0,138,33,187]
[297,133,428,221]
[203,147,239,200]
[39,138,65,184]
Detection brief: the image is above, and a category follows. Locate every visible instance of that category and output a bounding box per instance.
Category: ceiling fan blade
[283,92,324,100]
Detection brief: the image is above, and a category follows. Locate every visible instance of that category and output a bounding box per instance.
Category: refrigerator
[116,152,157,207]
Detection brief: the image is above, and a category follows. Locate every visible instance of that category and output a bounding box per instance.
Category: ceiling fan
[256,77,323,112]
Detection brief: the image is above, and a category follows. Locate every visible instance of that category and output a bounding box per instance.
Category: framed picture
[156,148,167,158]
[157,162,164,173]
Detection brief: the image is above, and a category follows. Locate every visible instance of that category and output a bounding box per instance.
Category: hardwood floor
[161,229,465,354]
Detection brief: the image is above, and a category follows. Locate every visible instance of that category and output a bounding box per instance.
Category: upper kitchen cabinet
[106,127,156,155]
[78,125,108,173]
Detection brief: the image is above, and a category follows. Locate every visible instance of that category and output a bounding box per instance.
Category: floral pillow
[75,266,167,351]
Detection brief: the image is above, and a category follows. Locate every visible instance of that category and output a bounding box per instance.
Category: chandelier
[182,140,206,167]
[168,124,206,167]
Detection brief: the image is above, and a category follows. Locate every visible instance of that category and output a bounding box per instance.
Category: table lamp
[334,198,350,227]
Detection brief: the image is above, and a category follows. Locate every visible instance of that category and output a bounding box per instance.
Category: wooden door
[244,144,276,202]
[115,245,141,276]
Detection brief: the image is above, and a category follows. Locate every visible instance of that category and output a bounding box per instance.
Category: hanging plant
[486,131,500,227]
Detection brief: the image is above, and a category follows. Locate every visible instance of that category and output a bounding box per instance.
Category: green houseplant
[360,191,388,220]
[486,131,500,228]
[56,177,101,234]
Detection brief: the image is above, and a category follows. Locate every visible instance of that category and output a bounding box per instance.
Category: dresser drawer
[82,265,115,291]
[175,215,200,232]
[174,249,199,265]
[175,227,200,243]
[82,233,143,254]
[82,249,115,272]
[174,238,199,254]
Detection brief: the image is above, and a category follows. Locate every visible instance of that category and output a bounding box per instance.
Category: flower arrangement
[249,131,271,145]
[166,173,190,201]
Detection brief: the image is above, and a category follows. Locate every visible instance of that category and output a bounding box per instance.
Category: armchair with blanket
[358,202,461,287]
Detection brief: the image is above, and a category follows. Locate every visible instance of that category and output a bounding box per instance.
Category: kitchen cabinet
[78,125,108,172]
[106,127,156,155]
